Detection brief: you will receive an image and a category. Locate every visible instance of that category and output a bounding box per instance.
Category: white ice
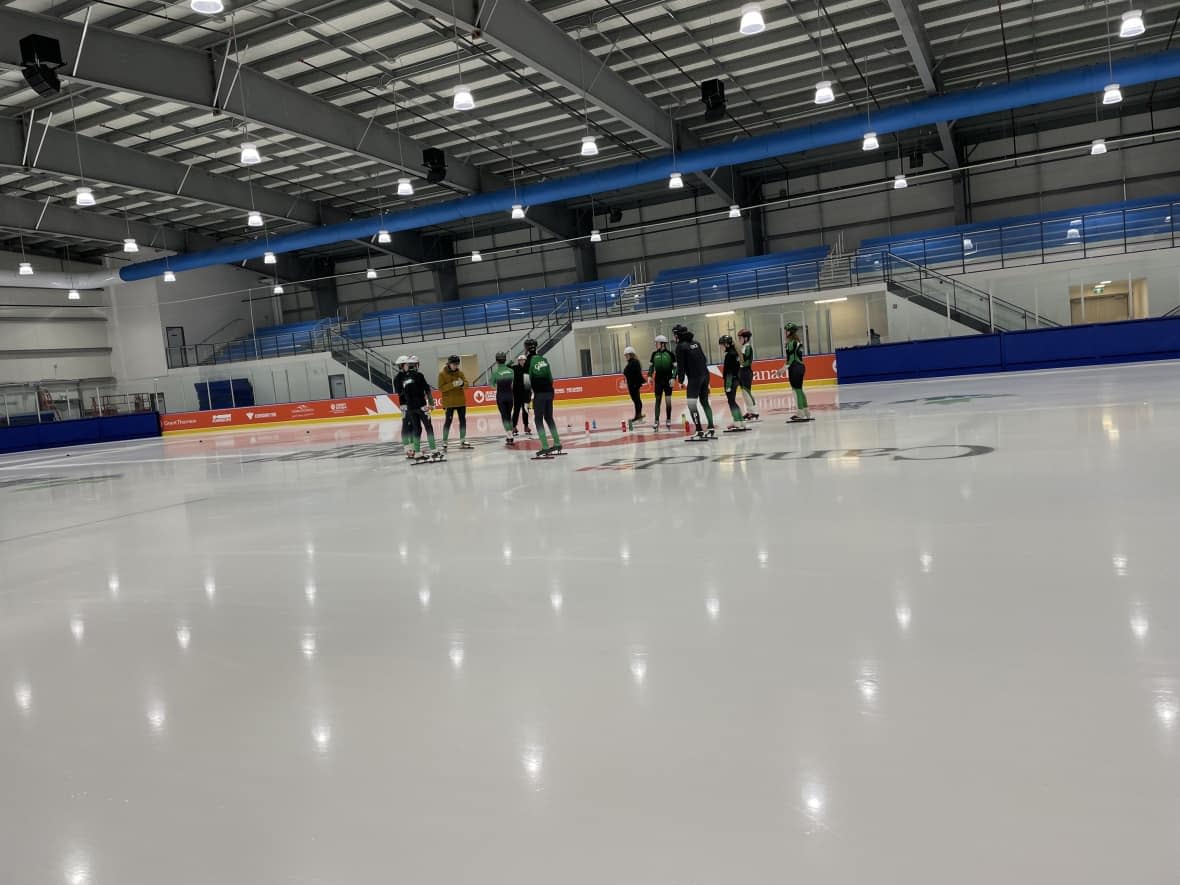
[2,363,1178,884]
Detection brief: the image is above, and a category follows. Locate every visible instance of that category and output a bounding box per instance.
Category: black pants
[685,377,709,406]
[497,396,513,429]
[533,391,557,435]
[725,379,740,413]
[628,385,644,418]
[443,405,466,438]
[410,407,434,440]
[653,376,673,420]
[788,362,806,389]
[512,397,531,432]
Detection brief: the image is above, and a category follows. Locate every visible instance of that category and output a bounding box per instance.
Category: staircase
[327,328,395,393]
[818,235,852,288]
[882,252,1056,332]
[474,296,576,385]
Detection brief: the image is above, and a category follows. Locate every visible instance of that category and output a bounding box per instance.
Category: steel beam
[885,0,959,169]
[0,7,475,190]
[0,117,431,262]
[0,193,300,280]
[396,0,735,202]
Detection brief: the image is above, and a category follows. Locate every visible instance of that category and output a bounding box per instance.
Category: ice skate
[724,424,748,433]
[459,441,474,450]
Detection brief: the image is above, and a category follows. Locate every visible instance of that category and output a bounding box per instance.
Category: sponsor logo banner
[160,356,836,434]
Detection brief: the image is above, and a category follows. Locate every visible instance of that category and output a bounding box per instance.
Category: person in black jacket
[719,335,746,432]
[673,324,715,439]
[622,346,646,423]
[400,356,442,460]
[511,353,532,436]
[392,355,414,458]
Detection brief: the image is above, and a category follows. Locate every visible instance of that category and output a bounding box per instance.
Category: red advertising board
[160,355,837,434]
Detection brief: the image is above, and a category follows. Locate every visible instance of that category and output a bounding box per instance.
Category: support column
[573,242,598,283]
[425,236,460,302]
[742,178,767,257]
[305,257,339,319]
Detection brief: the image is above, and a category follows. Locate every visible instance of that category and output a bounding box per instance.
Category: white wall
[156,262,278,345]
[948,250,1180,327]
[120,350,386,413]
[0,250,112,382]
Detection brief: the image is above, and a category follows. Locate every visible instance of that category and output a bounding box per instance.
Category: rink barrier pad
[0,412,161,453]
[836,315,1180,383]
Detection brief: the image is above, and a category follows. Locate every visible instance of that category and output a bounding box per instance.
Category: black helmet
[447,354,461,364]
[524,338,538,352]
[718,334,733,347]
[785,322,800,334]
[495,351,507,363]
[671,324,688,340]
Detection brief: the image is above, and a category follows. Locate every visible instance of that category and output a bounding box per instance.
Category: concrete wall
[120,350,386,414]
[0,250,112,383]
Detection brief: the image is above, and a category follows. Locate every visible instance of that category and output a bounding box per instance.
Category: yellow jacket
[438,365,468,407]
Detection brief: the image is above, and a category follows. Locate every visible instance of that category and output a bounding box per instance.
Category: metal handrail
[881,252,1057,330]
[874,199,1180,276]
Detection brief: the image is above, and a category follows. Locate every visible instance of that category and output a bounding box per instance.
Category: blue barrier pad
[836,316,1180,383]
[836,335,1004,383]
[0,412,161,454]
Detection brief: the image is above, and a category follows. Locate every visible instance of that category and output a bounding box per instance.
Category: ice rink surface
[2,363,1179,885]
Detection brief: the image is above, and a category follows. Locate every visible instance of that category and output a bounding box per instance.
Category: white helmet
[517,353,527,362]
[623,346,636,355]
[395,355,409,367]
[405,355,420,370]
[654,335,668,344]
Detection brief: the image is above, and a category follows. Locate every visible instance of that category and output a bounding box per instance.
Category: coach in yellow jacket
[438,355,472,450]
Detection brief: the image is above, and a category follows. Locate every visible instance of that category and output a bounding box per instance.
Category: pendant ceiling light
[581,135,599,157]
[894,173,908,189]
[263,251,277,264]
[240,142,262,165]
[668,171,684,189]
[190,0,224,13]
[814,80,834,105]
[590,229,603,242]
[163,269,176,282]
[273,283,284,295]
[123,237,139,253]
[470,249,483,262]
[377,229,392,244]
[1120,9,1145,38]
[247,210,263,228]
[18,261,33,276]
[728,205,741,219]
[366,267,378,280]
[862,131,879,151]
[1103,82,1123,104]
[739,3,766,35]
[1091,137,1108,155]
[397,177,414,196]
[75,186,95,207]
[511,203,526,219]
[68,289,81,300]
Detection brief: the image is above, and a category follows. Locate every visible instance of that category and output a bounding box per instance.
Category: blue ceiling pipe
[120,50,1180,282]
